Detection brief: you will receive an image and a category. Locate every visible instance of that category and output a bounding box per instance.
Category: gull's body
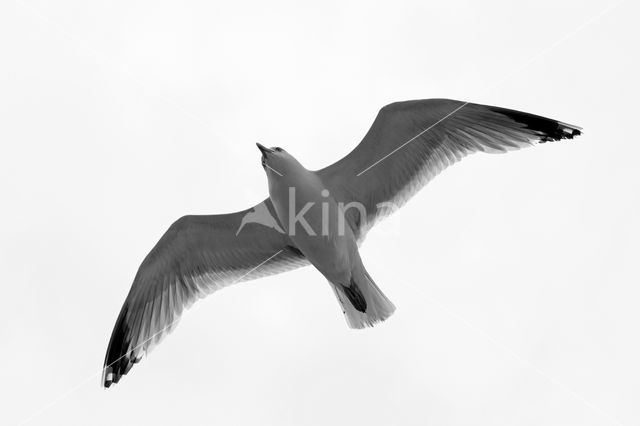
[102,99,581,387]
[265,149,394,325]
[269,164,354,280]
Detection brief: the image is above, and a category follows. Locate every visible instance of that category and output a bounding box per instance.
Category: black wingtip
[102,305,134,388]
[103,369,115,388]
[539,121,582,143]
[489,106,582,143]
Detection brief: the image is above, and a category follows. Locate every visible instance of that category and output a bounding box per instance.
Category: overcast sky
[1,0,639,425]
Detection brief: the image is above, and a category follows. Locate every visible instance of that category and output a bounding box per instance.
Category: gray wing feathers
[319,99,581,240]
[103,200,306,387]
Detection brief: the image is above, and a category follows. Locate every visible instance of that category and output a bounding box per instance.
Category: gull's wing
[318,99,581,240]
[102,199,306,387]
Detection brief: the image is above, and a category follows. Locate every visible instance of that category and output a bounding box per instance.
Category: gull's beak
[256,143,273,156]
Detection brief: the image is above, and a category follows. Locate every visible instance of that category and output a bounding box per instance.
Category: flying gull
[102,99,581,387]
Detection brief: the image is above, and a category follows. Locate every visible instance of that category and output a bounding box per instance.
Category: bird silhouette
[103,99,581,387]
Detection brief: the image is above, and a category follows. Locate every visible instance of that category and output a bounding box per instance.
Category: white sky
[1,0,639,425]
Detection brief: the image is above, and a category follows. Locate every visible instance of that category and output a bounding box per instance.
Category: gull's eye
[274,147,283,152]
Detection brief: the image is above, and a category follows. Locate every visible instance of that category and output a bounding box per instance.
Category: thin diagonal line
[399,280,625,426]
[356,0,624,177]
[265,164,284,176]
[102,249,283,380]
[483,0,623,96]
[356,102,469,176]
[18,250,283,425]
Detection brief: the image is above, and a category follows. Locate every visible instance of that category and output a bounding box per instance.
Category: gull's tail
[331,266,395,329]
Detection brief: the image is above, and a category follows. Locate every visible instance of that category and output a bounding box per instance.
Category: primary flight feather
[102,99,581,387]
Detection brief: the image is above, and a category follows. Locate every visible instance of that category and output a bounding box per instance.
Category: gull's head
[256,143,301,177]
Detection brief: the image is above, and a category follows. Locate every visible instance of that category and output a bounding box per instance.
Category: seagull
[102,99,581,387]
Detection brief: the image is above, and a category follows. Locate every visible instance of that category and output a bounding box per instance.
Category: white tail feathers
[331,270,395,329]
